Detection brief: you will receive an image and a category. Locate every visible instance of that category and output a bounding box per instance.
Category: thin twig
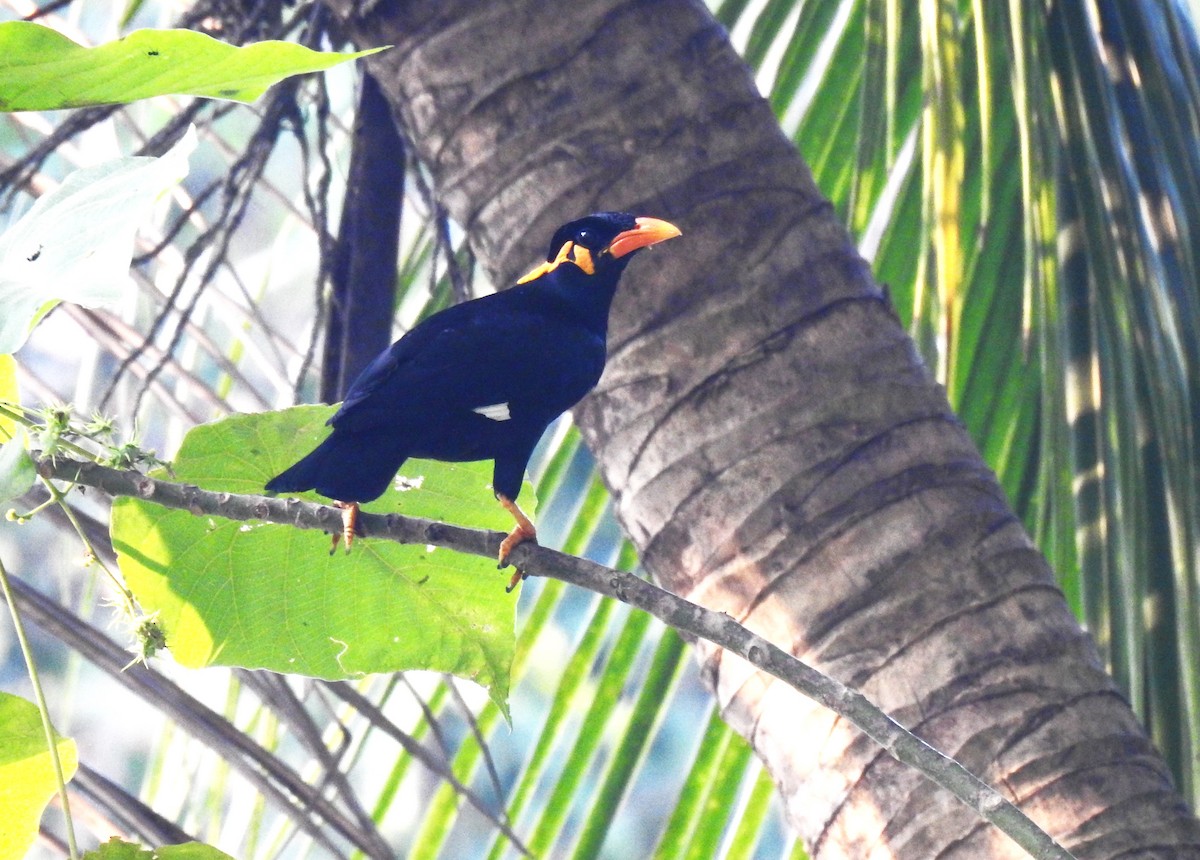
[443,673,506,811]
[0,553,79,860]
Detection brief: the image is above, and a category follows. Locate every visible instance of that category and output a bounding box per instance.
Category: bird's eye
[577,230,591,244]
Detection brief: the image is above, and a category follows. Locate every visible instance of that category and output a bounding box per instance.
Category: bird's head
[516,212,681,285]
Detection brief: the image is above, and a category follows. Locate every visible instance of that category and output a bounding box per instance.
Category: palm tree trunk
[327,0,1200,854]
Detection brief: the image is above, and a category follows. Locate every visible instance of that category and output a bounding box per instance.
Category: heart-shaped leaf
[111,407,524,715]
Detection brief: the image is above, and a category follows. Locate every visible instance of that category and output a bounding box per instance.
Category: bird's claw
[329,501,360,555]
[497,521,537,593]
[496,527,537,568]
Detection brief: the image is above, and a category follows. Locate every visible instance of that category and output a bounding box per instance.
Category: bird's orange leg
[329,501,360,555]
[497,494,537,591]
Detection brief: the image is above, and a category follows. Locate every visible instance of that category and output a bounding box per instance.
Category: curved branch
[36,454,1073,860]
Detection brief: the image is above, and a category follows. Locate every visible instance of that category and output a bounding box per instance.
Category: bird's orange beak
[607,217,682,259]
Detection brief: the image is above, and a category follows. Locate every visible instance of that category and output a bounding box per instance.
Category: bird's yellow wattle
[516,239,595,284]
[570,244,595,275]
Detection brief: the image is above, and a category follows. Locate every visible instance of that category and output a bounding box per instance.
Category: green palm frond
[740,0,1200,803]
[722,0,1200,810]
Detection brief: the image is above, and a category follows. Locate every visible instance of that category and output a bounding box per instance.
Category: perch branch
[35,454,1074,860]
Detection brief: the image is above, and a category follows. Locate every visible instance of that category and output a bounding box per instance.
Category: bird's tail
[265,430,400,503]
[263,448,322,494]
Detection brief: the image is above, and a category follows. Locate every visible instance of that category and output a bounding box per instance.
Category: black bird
[266,212,680,587]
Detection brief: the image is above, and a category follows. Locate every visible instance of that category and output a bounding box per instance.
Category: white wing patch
[472,402,512,421]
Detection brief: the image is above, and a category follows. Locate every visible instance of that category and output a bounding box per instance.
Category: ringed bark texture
[329,0,1200,855]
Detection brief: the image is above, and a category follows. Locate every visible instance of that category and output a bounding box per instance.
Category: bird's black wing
[330,298,483,427]
[328,287,602,436]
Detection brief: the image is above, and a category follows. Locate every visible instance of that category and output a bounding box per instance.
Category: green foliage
[569,626,687,859]
[0,430,34,506]
[0,357,16,440]
[0,692,76,860]
[83,837,233,859]
[0,127,195,355]
[110,407,519,714]
[1046,2,1200,796]
[0,22,384,111]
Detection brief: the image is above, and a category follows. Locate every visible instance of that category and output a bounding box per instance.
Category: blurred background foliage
[2,0,1200,857]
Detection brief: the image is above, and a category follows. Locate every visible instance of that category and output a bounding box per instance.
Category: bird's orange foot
[502,536,537,593]
[329,501,360,555]
[497,521,537,567]
[497,494,537,591]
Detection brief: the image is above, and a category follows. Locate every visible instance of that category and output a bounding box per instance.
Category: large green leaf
[0,692,77,860]
[0,23,384,111]
[110,406,521,714]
